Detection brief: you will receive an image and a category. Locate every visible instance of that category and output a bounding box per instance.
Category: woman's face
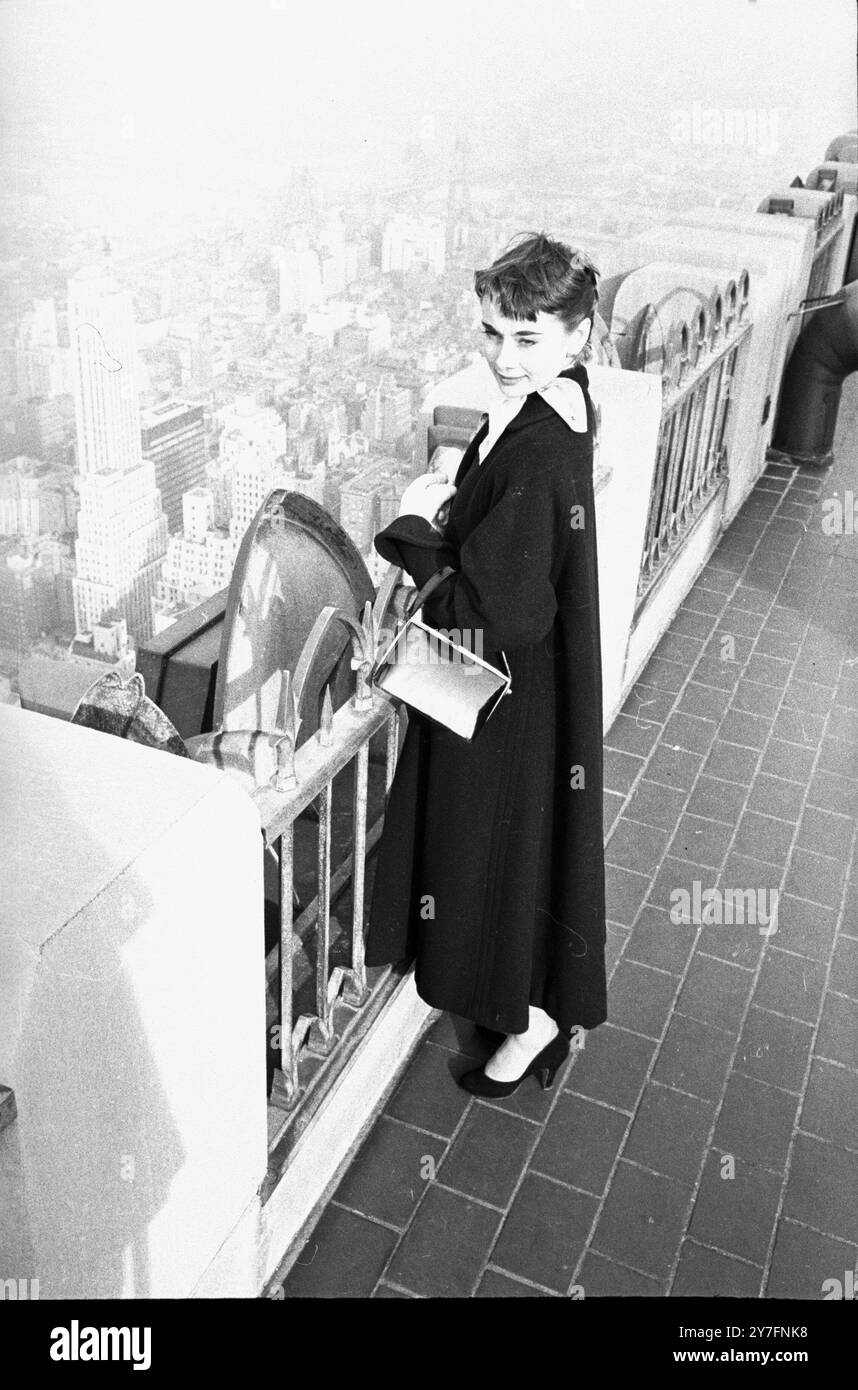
[479,296,591,398]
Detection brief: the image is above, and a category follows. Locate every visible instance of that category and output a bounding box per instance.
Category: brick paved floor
[276,381,858,1299]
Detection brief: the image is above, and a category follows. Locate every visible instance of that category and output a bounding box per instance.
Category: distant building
[68,265,168,644]
[218,396,289,542]
[0,455,77,537]
[12,395,66,464]
[154,487,237,618]
[361,380,413,447]
[140,400,207,533]
[15,297,72,398]
[18,618,136,721]
[339,458,407,554]
[277,239,323,315]
[0,546,40,662]
[382,215,446,276]
[0,533,77,662]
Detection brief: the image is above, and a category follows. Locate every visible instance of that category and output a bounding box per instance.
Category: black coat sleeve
[377,439,578,651]
[373,514,458,593]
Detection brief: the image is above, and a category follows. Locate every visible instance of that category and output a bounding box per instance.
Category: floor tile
[530,1092,629,1195]
[783,848,845,910]
[490,1173,598,1293]
[685,775,749,824]
[751,948,826,1024]
[772,895,838,961]
[622,777,689,831]
[731,679,783,718]
[782,1134,858,1244]
[334,1116,447,1227]
[759,738,817,782]
[603,748,646,795]
[475,1269,557,1297]
[702,740,760,785]
[564,1023,656,1112]
[734,1007,814,1092]
[651,1014,735,1103]
[677,681,735,722]
[605,863,653,926]
[746,773,807,822]
[766,1219,858,1299]
[384,1041,473,1136]
[805,768,858,817]
[282,1205,398,1298]
[676,952,755,1034]
[731,810,794,867]
[578,1252,666,1297]
[605,816,671,875]
[796,806,855,861]
[718,708,773,750]
[622,1083,714,1184]
[829,934,858,999]
[384,1183,502,1297]
[438,1104,539,1209]
[801,1058,858,1150]
[672,1241,763,1297]
[646,744,705,791]
[604,958,680,1039]
[661,710,719,755]
[668,813,734,868]
[591,1161,693,1280]
[713,1072,800,1172]
[815,993,858,1070]
[625,903,698,975]
[605,713,663,759]
[687,1151,781,1265]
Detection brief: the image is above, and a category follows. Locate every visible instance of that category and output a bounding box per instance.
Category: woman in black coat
[366,233,607,1097]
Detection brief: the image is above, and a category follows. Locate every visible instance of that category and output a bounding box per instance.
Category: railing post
[270,825,299,1109]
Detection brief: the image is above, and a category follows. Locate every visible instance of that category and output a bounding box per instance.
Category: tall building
[15,298,72,399]
[12,395,66,464]
[154,487,237,620]
[0,456,77,537]
[339,458,406,555]
[218,397,288,542]
[0,545,40,661]
[67,265,168,643]
[361,379,413,447]
[140,400,207,533]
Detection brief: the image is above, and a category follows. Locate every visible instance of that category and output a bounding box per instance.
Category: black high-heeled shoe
[458,1029,570,1097]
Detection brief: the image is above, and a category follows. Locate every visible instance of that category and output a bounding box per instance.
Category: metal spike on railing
[271,669,302,791]
[349,601,376,711]
[318,684,333,746]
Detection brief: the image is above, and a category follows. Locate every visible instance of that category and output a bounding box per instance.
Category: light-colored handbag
[371,565,512,742]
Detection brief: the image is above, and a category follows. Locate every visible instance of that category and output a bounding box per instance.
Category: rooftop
[273,374,858,1300]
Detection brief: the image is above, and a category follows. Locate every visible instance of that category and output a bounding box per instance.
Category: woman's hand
[397,472,457,529]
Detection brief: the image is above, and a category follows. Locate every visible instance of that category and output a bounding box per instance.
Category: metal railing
[250,564,408,1124]
[635,271,753,607]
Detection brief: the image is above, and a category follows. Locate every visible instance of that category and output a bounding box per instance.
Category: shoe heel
[539,1065,559,1090]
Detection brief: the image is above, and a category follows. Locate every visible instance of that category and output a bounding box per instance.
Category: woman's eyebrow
[480,321,543,335]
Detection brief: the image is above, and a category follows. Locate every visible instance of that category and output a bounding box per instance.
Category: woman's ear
[565,317,592,362]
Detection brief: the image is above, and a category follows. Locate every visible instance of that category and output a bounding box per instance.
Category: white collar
[477,376,587,464]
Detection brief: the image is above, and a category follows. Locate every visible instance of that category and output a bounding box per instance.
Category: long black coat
[366,363,607,1034]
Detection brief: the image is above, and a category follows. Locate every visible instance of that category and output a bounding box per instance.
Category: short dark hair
[474,232,599,336]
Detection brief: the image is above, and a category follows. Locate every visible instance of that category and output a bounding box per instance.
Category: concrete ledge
[192,968,435,1296]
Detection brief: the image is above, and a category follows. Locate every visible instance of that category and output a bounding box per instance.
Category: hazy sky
[0,0,855,194]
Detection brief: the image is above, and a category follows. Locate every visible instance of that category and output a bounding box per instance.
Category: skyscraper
[68,265,168,643]
[141,400,207,533]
